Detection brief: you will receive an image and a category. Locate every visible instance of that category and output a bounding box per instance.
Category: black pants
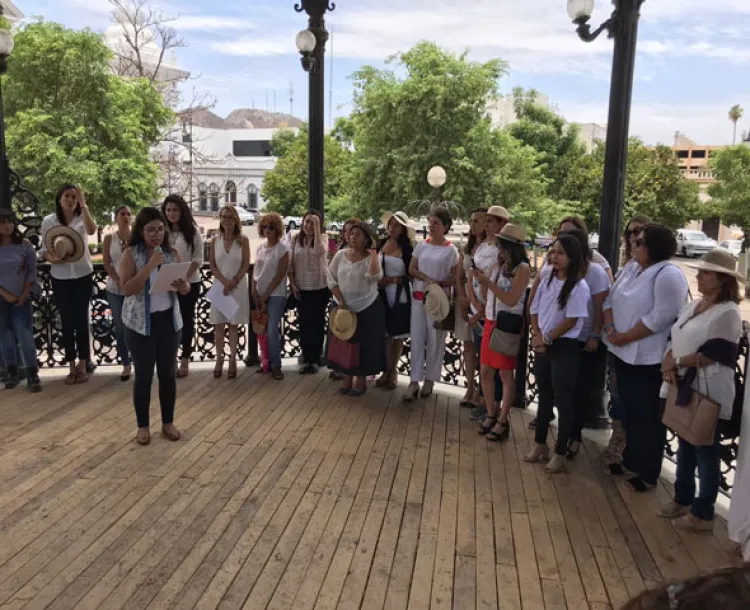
[51,274,93,363]
[177,282,200,359]
[615,358,665,485]
[298,288,330,364]
[571,342,608,441]
[534,339,580,456]
[125,310,181,428]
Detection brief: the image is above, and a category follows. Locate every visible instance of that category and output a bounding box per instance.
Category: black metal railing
[28,263,743,494]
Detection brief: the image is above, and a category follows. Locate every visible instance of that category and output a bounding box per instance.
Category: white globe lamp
[427,166,447,189]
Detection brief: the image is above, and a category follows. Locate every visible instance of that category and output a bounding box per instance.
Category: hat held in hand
[330,307,357,341]
[424,283,451,323]
[44,226,86,263]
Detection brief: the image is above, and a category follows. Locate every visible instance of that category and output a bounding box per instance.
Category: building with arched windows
[174,108,301,216]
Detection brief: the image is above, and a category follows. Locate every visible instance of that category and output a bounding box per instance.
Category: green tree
[708,146,750,248]
[729,104,744,145]
[559,138,701,230]
[343,42,546,222]
[261,126,352,218]
[4,20,173,222]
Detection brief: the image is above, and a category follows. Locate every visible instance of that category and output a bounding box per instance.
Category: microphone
[154,246,163,270]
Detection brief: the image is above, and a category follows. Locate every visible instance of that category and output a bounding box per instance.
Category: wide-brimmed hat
[381,211,416,240]
[424,283,451,323]
[330,307,357,341]
[496,223,526,245]
[486,205,511,221]
[44,225,85,263]
[687,248,745,281]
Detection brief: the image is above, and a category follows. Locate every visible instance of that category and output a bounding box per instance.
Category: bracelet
[603,324,614,332]
[590,333,601,341]
[543,334,553,346]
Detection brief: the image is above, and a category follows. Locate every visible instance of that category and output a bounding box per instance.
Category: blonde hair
[218,205,242,241]
[258,212,284,240]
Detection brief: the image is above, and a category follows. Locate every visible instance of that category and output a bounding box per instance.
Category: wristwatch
[543,334,553,346]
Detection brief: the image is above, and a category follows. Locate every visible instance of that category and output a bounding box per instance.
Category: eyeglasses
[625,227,644,238]
[144,227,165,236]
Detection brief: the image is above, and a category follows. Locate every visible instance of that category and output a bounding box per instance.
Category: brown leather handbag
[662,361,721,447]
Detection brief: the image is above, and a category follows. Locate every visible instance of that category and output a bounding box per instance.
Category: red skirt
[480,320,517,371]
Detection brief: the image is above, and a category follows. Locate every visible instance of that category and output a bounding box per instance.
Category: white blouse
[105,232,128,295]
[530,267,590,339]
[254,241,290,298]
[40,213,93,280]
[486,264,527,318]
[604,261,688,366]
[382,254,408,306]
[412,240,459,293]
[660,301,742,419]
[170,230,204,284]
[579,263,612,342]
[471,241,499,314]
[328,250,383,313]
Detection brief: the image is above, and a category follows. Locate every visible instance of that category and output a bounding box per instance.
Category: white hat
[424,283,451,323]
[486,205,511,221]
[687,248,745,281]
[381,211,416,240]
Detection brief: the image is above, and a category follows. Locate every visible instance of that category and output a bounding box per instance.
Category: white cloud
[173,16,257,31]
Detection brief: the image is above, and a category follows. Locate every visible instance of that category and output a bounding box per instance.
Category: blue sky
[19,0,750,145]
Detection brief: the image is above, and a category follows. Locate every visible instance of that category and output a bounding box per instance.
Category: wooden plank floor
[0,365,740,610]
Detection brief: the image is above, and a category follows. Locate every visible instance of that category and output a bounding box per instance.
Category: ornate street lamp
[568,0,645,272]
[295,1,336,220]
[0,10,41,244]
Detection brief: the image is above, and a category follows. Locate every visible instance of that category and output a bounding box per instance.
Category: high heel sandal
[524,444,550,463]
[566,439,581,461]
[375,373,390,388]
[214,357,224,379]
[477,417,497,436]
[227,360,237,379]
[487,419,510,442]
[545,454,566,474]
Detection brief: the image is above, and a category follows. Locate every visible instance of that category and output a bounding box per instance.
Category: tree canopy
[708,146,750,245]
[4,20,173,222]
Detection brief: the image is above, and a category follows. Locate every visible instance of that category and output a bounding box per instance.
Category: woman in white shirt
[604,225,689,492]
[563,228,611,459]
[40,185,97,385]
[289,210,330,375]
[328,222,386,396]
[405,208,459,402]
[253,212,290,380]
[657,249,742,530]
[526,234,590,474]
[210,206,251,379]
[473,224,530,442]
[102,205,133,382]
[162,194,204,378]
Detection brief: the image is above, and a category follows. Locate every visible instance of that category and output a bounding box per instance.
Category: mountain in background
[183,108,303,130]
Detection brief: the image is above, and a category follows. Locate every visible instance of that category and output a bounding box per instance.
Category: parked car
[719,239,743,259]
[533,235,554,249]
[676,229,717,258]
[328,220,343,232]
[283,216,303,230]
[236,207,255,226]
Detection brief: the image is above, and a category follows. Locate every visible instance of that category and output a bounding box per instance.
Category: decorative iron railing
[27,263,743,494]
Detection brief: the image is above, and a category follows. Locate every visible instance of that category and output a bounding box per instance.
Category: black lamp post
[295,1,335,220]
[0,20,14,215]
[568,0,644,273]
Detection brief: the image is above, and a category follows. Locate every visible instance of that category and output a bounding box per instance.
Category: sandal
[625,476,656,493]
[606,463,626,476]
[566,439,581,461]
[477,417,498,436]
[227,361,237,379]
[121,366,132,382]
[65,372,77,386]
[375,373,390,388]
[487,420,510,443]
[136,428,151,446]
[162,424,181,442]
[420,381,434,398]
[214,357,224,379]
[349,387,367,397]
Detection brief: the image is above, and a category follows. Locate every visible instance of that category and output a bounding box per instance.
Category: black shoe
[4,366,19,390]
[244,354,261,368]
[26,372,41,393]
[86,361,97,374]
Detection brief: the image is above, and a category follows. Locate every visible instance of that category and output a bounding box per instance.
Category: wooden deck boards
[0,365,740,610]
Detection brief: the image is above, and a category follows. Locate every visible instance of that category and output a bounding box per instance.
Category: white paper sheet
[206,282,240,321]
[149,262,192,294]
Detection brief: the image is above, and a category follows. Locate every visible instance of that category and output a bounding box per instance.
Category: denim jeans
[266,295,286,370]
[106,291,131,366]
[674,430,722,521]
[0,299,37,374]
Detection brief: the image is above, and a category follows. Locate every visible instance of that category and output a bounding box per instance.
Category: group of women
[2,186,750,539]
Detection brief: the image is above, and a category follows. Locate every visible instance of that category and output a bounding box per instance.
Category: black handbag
[379,252,411,337]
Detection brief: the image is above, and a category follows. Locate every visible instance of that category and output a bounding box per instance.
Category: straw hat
[486,205,511,221]
[44,225,85,263]
[496,223,526,245]
[381,211,416,240]
[424,283,451,323]
[687,248,745,281]
[330,307,357,341]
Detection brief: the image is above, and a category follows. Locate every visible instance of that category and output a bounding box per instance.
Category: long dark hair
[0,211,23,245]
[465,206,488,254]
[55,184,80,226]
[129,207,172,252]
[499,240,529,278]
[297,209,322,249]
[379,218,414,271]
[161,194,197,253]
[548,234,584,309]
[561,228,592,275]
